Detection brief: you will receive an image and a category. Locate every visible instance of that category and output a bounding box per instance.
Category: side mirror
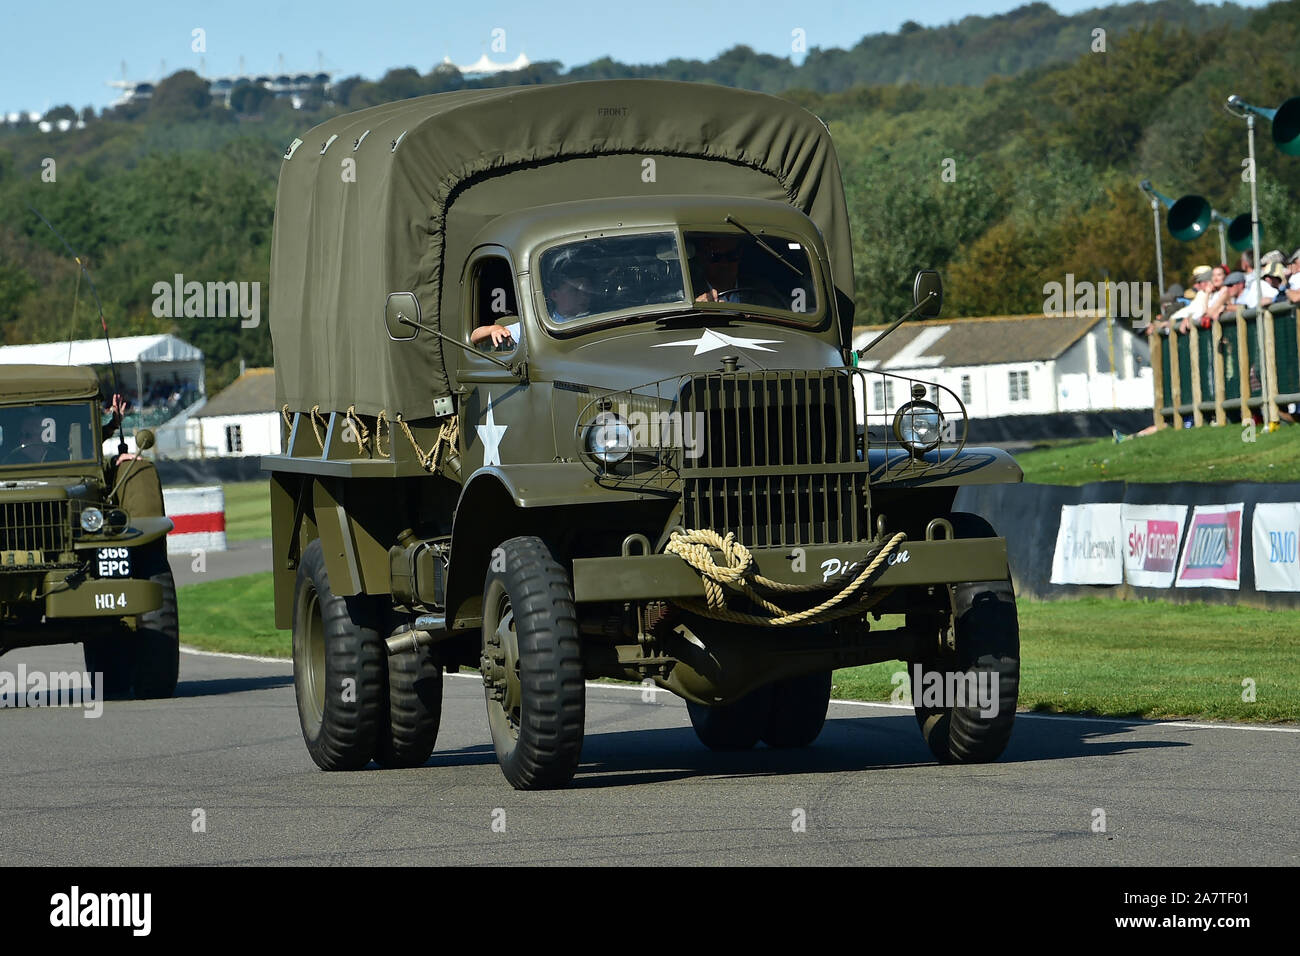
[912,270,943,319]
[135,428,155,451]
[385,292,420,341]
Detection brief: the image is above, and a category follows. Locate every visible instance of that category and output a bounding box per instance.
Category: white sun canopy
[0,334,205,399]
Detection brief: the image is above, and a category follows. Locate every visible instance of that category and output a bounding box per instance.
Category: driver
[4,412,66,464]
[546,257,597,321]
[693,235,742,302]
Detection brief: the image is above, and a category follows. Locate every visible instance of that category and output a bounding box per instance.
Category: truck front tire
[292,539,386,771]
[480,536,585,790]
[912,513,1020,764]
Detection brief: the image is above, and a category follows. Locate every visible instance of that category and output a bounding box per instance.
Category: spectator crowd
[1147,246,1300,337]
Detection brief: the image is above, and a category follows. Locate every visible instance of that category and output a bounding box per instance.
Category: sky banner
[1120,504,1187,589]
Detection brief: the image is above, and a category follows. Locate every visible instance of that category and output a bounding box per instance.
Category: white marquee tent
[0,334,205,400]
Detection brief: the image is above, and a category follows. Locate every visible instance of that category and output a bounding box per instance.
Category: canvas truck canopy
[0,365,100,404]
[269,79,854,420]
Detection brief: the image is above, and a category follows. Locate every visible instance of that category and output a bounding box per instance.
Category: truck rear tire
[375,627,442,769]
[292,538,386,771]
[131,543,179,699]
[762,670,832,748]
[687,685,774,751]
[480,536,584,790]
[912,513,1020,764]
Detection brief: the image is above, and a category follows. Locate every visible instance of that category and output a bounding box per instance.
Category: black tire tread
[375,630,442,769]
[762,670,833,749]
[294,539,386,771]
[912,512,1020,764]
[483,536,585,790]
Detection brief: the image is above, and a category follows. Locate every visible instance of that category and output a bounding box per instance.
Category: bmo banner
[1121,504,1187,589]
[1050,503,1123,585]
[1252,502,1300,592]
[1174,503,1244,590]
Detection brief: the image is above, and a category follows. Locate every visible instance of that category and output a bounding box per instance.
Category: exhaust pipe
[385,614,445,655]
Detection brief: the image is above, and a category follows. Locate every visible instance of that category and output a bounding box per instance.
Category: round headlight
[584,412,632,464]
[892,401,943,456]
[80,506,105,533]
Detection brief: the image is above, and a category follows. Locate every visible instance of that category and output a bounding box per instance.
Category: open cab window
[469,255,522,356]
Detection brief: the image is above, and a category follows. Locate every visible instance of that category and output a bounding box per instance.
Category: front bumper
[43,573,162,618]
[571,536,1008,603]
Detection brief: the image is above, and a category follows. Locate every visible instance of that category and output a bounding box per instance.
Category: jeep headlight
[892,401,943,456]
[583,411,632,464]
[80,506,105,533]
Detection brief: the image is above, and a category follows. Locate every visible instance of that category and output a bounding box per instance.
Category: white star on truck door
[651,328,782,355]
[477,393,507,466]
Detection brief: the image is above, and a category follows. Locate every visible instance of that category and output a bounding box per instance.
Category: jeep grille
[0,500,73,558]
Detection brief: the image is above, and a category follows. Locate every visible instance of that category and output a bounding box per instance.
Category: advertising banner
[1174,503,1244,589]
[1050,503,1123,585]
[1252,502,1300,592]
[1120,504,1188,589]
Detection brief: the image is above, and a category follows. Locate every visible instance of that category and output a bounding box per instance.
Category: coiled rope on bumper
[664,528,906,627]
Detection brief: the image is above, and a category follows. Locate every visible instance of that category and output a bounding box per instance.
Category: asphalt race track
[1,641,1296,866]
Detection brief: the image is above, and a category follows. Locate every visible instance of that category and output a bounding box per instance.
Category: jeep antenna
[26,205,130,455]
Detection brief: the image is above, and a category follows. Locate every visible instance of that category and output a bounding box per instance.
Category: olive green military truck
[266,80,1023,789]
[0,365,179,699]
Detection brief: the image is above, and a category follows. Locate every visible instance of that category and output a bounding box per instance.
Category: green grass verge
[833,598,1298,722]
[177,573,1299,722]
[1016,423,1300,485]
[177,571,287,658]
[219,481,271,542]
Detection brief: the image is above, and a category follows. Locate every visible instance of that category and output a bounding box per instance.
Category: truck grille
[0,500,72,556]
[679,371,867,546]
[574,367,967,549]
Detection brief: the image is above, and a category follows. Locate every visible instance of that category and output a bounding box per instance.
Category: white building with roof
[851,314,1154,419]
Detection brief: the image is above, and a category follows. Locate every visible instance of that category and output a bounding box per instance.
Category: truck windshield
[537,227,821,328]
[539,232,688,324]
[0,403,97,467]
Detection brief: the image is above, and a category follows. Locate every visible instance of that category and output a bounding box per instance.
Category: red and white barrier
[161,485,227,554]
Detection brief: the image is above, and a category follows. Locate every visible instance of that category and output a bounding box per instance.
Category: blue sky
[0,0,1274,113]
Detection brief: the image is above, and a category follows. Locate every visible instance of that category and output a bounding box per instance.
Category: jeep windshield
[536,227,821,330]
[0,403,98,468]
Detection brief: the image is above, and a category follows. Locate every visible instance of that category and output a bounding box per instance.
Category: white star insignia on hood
[651,328,782,356]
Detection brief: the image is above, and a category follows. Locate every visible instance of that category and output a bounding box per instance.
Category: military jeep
[266,80,1023,789]
[0,365,179,699]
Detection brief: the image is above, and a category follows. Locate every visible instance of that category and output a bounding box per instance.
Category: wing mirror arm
[857,270,942,358]
[395,313,525,379]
